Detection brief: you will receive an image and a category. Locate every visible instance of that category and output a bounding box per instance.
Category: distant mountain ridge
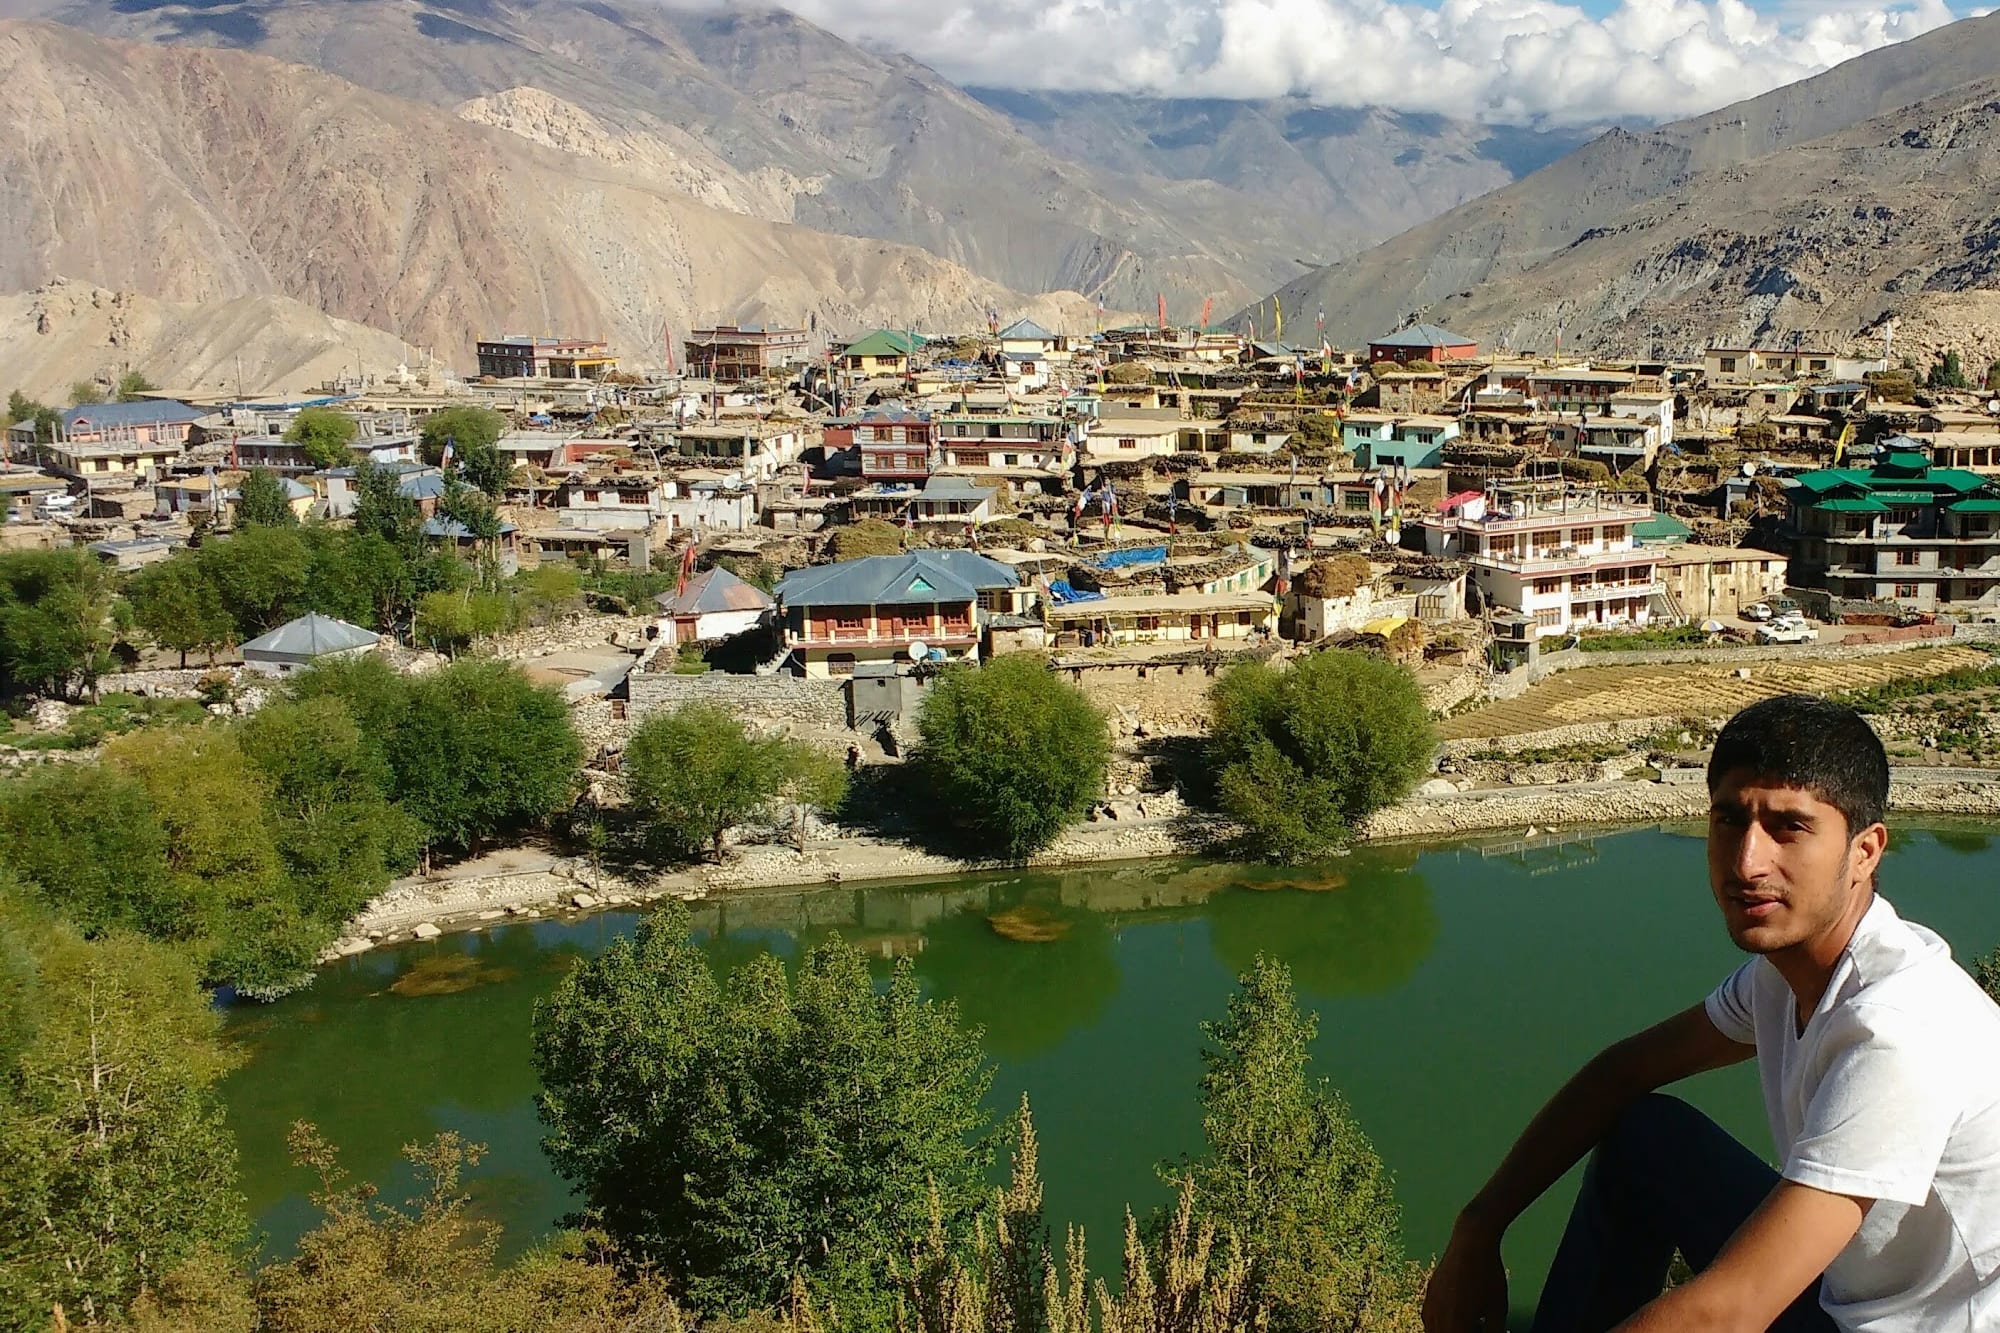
[1252,8,2000,352]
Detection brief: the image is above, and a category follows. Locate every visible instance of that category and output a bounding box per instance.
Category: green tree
[127,557,234,666]
[235,467,298,529]
[0,764,189,944]
[413,587,514,655]
[513,564,582,626]
[197,527,312,638]
[0,907,246,1331]
[1,391,31,432]
[419,406,511,496]
[239,697,423,920]
[5,393,59,446]
[1207,650,1434,860]
[388,660,581,853]
[1928,350,1971,391]
[251,1126,680,1333]
[1985,362,2000,396]
[532,906,993,1326]
[284,408,361,470]
[115,371,156,402]
[283,654,410,774]
[624,704,846,860]
[70,379,106,407]
[913,654,1110,859]
[437,474,503,542]
[0,548,117,701]
[1167,956,1423,1333]
[350,461,425,557]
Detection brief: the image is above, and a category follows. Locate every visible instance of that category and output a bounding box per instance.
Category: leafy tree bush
[197,527,313,638]
[235,467,298,529]
[387,659,581,853]
[1928,350,1970,391]
[1206,650,1434,860]
[0,549,117,702]
[512,564,583,625]
[114,370,156,402]
[284,407,361,469]
[623,704,846,860]
[351,461,426,556]
[127,558,233,666]
[419,406,511,496]
[413,588,515,655]
[0,765,189,944]
[1167,956,1423,1333]
[70,379,106,407]
[0,896,246,1331]
[1865,369,1918,403]
[1401,359,1441,374]
[533,906,993,1327]
[912,655,1110,859]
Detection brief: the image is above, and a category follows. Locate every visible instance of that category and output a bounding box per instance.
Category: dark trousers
[1530,1094,1834,1333]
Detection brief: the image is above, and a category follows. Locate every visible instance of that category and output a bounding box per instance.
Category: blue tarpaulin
[1047,581,1106,604]
[1091,546,1168,570]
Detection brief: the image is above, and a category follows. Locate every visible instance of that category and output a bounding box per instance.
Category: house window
[1569,528,1593,546]
[1119,438,1138,450]
[1236,611,1254,625]
[1719,357,1737,373]
[1136,616,1159,631]
[1896,583,1919,598]
[1534,607,1562,628]
[1895,549,1919,566]
[1603,525,1627,543]
[827,653,857,677]
[1534,578,1562,595]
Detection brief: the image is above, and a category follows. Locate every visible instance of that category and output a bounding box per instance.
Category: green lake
[222,823,2000,1319]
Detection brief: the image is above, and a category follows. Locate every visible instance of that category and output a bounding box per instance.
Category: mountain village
[12,314,2000,866]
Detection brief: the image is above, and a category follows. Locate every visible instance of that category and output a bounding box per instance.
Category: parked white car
[1756,620,1820,644]
[1743,602,1774,621]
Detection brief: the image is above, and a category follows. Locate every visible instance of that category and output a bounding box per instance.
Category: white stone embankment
[328,768,2000,958]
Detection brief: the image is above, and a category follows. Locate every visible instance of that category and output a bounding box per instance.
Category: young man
[1423,694,2000,1333]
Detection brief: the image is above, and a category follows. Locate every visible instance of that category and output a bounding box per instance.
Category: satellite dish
[1742,461,1757,477]
[907,640,929,660]
[1987,399,2000,415]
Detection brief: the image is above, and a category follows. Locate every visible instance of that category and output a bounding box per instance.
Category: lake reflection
[222,826,2000,1316]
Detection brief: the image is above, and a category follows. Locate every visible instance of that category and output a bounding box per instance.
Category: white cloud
[770,0,1960,126]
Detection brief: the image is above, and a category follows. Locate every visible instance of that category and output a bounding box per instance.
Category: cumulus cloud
[770,0,1961,126]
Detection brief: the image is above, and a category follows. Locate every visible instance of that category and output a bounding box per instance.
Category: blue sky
[781,0,1970,125]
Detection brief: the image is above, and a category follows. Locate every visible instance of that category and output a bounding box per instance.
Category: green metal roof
[1811,497,1890,513]
[1791,469,1870,493]
[1874,448,1931,477]
[1634,512,1694,543]
[841,330,922,358]
[1931,468,1990,493]
[1948,497,2000,513]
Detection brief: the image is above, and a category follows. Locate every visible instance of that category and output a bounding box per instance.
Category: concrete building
[14,401,204,487]
[684,326,810,382]
[665,421,808,480]
[1043,591,1274,646]
[827,407,934,483]
[773,550,1020,677]
[476,336,617,380]
[838,330,921,377]
[935,413,1072,471]
[653,566,773,644]
[1654,545,1790,621]
[1785,448,2000,613]
[1422,485,1667,637]
[1704,346,1884,385]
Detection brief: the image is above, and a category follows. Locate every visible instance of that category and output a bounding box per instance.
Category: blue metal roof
[61,400,203,430]
[775,551,1017,608]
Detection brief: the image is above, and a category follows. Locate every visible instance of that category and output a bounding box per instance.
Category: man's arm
[1613,1181,1865,1332]
[1422,1004,1753,1333]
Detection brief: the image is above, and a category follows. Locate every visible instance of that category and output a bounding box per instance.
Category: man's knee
[1591,1093,1703,1191]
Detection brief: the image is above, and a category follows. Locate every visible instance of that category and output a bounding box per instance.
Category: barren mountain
[0,22,1116,370]
[47,0,1321,313]
[968,91,1588,262]
[1257,9,2000,349]
[0,278,414,400]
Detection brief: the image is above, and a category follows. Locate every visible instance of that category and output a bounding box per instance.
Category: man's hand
[1423,1214,1510,1333]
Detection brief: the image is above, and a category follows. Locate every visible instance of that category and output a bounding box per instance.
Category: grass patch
[1576,624,1718,652]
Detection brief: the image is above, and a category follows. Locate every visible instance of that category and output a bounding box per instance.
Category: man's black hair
[1707,694,1888,834]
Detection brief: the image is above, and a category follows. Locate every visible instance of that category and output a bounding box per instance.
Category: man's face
[1707,771,1885,957]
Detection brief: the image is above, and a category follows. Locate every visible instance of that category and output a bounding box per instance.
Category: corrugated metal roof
[240,612,378,657]
[775,551,1017,608]
[997,318,1057,341]
[841,330,922,358]
[1371,323,1476,348]
[653,566,774,616]
[61,400,204,431]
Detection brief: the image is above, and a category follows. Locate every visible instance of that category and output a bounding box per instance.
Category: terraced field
[1440,647,1990,741]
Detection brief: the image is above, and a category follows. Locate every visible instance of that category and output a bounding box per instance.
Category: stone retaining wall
[627,670,848,730]
[96,666,242,697]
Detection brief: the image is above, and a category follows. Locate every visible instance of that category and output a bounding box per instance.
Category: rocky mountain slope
[0,21,1113,369]
[46,0,1574,315]
[1257,8,2000,350]
[0,279,414,400]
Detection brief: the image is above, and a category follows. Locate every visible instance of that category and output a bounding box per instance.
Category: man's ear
[1851,821,1888,887]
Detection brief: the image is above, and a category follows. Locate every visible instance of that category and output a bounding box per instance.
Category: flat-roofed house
[476,336,617,379]
[685,326,810,382]
[19,401,203,487]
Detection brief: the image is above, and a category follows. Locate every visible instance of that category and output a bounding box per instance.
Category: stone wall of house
[96,666,243,698]
[490,614,654,659]
[627,670,848,731]
[1063,659,1232,734]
